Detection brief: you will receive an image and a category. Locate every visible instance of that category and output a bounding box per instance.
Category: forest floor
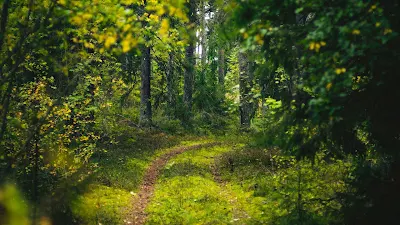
[126,142,221,224]
[71,133,274,224]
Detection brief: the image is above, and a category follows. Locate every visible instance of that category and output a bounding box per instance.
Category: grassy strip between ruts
[145,143,250,224]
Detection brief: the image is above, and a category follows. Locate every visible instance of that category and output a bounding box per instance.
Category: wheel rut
[210,161,250,224]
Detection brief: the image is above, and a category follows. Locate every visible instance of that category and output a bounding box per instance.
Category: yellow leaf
[121,40,131,53]
[309,42,315,50]
[352,29,361,35]
[255,34,264,45]
[82,13,93,20]
[58,0,66,6]
[157,7,166,16]
[326,82,333,90]
[315,43,321,52]
[159,19,170,37]
[375,22,381,27]
[335,68,346,74]
[121,34,137,53]
[149,14,159,21]
[123,24,132,32]
[105,36,117,48]
[71,15,82,26]
[84,42,95,49]
[369,4,377,12]
[384,28,393,35]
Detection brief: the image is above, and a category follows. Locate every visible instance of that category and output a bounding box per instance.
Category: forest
[0,0,399,224]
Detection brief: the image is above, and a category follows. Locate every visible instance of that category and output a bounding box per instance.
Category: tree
[218,49,225,86]
[140,45,152,125]
[231,0,400,223]
[183,0,197,117]
[238,51,255,129]
[139,0,152,126]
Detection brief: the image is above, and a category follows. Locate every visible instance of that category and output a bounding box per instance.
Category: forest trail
[125,142,222,225]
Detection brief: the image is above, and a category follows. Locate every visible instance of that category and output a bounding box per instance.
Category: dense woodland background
[0,0,400,224]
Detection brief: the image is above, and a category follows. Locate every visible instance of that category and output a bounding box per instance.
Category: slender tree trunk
[0,81,12,141]
[238,51,254,129]
[183,0,196,115]
[200,0,207,67]
[218,49,225,86]
[0,0,11,52]
[138,0,152,126]
[139,45,152,125]
[166,53,176,116]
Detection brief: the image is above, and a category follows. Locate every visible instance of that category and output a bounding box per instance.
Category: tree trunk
[139,45,152,125]
[218,48,225,86]
[200,0,207,67]
[139,0,152,126]
[239,51,254,129]
[0,0,11,52]
[183,0,196,114]
[166,52,176,116]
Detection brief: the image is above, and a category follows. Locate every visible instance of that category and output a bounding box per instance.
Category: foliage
[217,147,353,225]
[0,184,30,225]
[1,0,399,224]
[230,0,400,223]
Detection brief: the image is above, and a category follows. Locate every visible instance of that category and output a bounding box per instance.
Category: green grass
[215,148,352,225]
[145,144,249,224]
[70,131,217,224]
[71,131,350,225]
[147,143,351,225]
[70,185,132,224]
[146,176,233,224]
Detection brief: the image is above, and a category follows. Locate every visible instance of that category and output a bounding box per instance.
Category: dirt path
[125,142,220,225]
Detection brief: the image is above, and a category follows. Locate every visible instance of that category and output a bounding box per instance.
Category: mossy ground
[70,131,214,224]
[72,132,349,225]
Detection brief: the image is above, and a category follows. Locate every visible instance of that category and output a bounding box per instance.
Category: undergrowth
[216,147,354,225]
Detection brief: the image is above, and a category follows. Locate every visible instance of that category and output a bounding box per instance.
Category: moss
[71,136,220,224]
[71,185,131,225]
[146,176,233,225]
[146,144,248,224]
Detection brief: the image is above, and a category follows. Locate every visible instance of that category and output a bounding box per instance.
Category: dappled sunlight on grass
[71,134,219,224]
[145,144,253,224]
[71,184,131,224]
[146,176,233,224]
[171,145,242,167]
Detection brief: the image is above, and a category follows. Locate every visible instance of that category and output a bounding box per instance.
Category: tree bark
[138,0,152,126]
[239,51,254,129]
[166,52,175,116]
[183,0,196,114]
[200,0,207,67]
[0,0,11,52]
[218,48,225,86]
[139,45,152,125]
